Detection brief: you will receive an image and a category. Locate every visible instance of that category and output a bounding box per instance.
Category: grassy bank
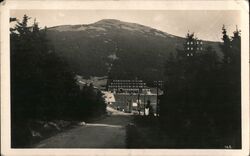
[126,116,174,148]
[12,120,80,148]
[126,115,235,149]
[12,114,109,148]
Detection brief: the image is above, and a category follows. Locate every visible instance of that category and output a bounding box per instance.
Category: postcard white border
[1,0,249,156]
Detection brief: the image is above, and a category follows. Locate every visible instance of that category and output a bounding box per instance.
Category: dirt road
[35,107,133,148]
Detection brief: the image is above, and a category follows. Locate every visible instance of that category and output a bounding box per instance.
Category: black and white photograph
[1,0,249,156]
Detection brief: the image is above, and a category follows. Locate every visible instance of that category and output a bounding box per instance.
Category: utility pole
[106,63,112,91]
[144,90,146,116]
[156,81,159,117]
[154,80,163,117]
[137,92,140,115]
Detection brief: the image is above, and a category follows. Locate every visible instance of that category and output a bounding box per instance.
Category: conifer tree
[231,26,241,66]
[10,15,107,147]
[221,25,231,64]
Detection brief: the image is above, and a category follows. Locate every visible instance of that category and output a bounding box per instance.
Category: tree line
[159,26,241,148]
[10,15,106,147]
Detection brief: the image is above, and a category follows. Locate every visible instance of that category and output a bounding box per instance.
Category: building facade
[107,79,150,93]
[184,33,203,57]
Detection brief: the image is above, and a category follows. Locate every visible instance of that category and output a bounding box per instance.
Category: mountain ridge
[46,19,222,81]
[48,19,221,42]
[49,19,181,39]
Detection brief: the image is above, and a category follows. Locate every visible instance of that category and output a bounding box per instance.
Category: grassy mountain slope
[47,19,222,81]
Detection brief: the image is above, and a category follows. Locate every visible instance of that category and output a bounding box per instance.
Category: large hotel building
[107,79,150,93]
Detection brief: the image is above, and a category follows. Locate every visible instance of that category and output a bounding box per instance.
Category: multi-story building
[107,79,150,93]
[184,33,203,57]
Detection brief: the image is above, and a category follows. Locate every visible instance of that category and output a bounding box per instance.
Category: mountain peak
[94,19,144,28]
[95,19,122,24]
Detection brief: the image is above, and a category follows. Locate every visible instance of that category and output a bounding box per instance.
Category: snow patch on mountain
[87,26,106,31]
[154,32,166,38]
[51,25,76,32]
[121,25,137,31]
[94,19,154,33]
[108,53,119,60]
[50,25,106,32]
[76,26,87,31]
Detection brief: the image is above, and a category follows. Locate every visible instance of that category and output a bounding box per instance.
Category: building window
[191,47,193,50]
[191,42,193,44]
[187,47,189,50]
[187,42,189,45]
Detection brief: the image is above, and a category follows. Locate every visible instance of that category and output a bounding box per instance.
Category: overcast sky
[11,10,241,41]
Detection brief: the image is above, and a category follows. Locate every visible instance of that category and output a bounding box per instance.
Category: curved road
[36,107,133,148]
